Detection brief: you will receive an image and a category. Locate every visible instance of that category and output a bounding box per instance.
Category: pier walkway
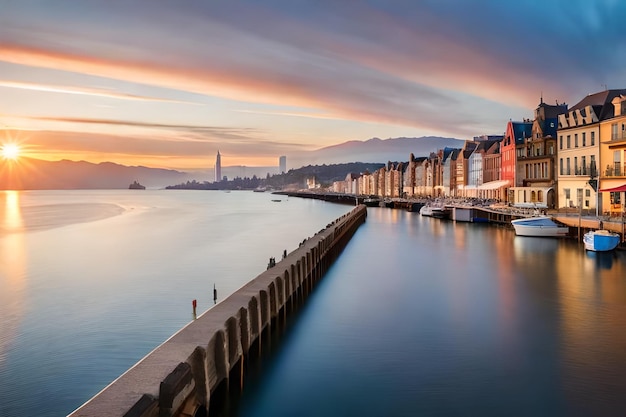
[68,205,367,417]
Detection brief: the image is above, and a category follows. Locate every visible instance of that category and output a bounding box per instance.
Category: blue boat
[583,230,621,252]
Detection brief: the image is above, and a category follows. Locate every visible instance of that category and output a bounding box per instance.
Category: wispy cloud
[0,80,201,104]
[28,115,261,135]
[2,1,626,167]
[231,109,345,121]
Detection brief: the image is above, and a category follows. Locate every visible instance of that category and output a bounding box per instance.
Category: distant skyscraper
[215,150,222,182]
[279,155,287,174]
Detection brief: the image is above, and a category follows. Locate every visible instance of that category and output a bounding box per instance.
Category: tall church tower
[215,150,222,182]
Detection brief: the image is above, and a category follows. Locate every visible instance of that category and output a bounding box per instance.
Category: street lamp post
[588,160,598,218]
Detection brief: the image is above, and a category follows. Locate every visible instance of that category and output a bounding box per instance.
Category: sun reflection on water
[0,191,27,367]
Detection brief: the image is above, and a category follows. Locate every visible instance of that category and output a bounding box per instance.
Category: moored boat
[363,198,381,207]
[419,205,434,217]
[430,207,451,219]
[420,204,450,219]
[510,216,569,237]
[583,230,620,252]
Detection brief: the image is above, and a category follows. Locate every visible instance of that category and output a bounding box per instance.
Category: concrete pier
[68,205,367,417]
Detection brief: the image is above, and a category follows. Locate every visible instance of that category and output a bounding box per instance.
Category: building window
[567,135,571,148]
[560,158,563,175]
[585,189,591,197]
[582,132,586,146]
[549,143,554,154]
[566,157,571,175]
[538,190,543,202]
[612,123,618,140]
[575,134,578,147]
[582,156,586,175]
[565,188,570,199]
[591,155,597,176]
[574,157,578,174]
[559,136,563,149]
[591,131,595,145]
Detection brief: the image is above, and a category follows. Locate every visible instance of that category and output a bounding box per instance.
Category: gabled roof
[537,102,568,119]
[511,121,533,144]
[538,117,558,138]
[443,148,462,164]
[462,141,478,158]
[442,147,455,161]
[570,89,626,121]
[486,141,500,154]
[475,139,500,152]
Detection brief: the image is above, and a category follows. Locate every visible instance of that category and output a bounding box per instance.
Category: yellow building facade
[598,94,626,216]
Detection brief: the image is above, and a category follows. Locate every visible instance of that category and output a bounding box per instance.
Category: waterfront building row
[331,90,626,216]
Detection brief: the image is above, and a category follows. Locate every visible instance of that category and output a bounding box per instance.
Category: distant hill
[0,158,189,190]
[0,136,467,190]
[267,162,386,188]
[288,136,466,167]
[167,162,387,190]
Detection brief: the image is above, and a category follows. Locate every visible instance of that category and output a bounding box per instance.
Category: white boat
[510,216,569,237]
[419,205,450,219]
[419,205,434,216]
[583,230,620,252]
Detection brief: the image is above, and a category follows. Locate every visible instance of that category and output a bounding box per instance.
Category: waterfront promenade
[278,191,626,248]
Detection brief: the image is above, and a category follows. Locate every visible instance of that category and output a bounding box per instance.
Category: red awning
[600,183,626,192]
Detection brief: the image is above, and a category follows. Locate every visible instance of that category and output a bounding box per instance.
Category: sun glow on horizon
[1,144,21,160]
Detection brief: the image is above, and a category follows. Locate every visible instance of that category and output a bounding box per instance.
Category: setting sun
[1,144,20,160]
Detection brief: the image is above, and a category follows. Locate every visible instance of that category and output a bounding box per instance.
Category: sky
[1,0,626,171]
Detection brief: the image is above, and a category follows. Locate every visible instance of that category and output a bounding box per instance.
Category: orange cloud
[4,1,611,146]
[0,42,485,138]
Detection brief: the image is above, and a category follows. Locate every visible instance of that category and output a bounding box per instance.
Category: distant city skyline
[1,2,626,170]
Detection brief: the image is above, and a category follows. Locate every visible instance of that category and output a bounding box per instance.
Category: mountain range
[0,136,465,189]
[288,136,465,166]
[0,158,189,190]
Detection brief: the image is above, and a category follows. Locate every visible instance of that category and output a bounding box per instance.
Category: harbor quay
[278,191,626,248]
[68,205,367,417]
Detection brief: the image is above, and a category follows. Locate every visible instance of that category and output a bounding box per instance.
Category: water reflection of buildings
[0,191,26,367]
[554,241,626,409]
[507,233,626,410]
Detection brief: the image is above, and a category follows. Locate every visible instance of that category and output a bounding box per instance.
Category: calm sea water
[230,208,626,417]
[0,190,352,417]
